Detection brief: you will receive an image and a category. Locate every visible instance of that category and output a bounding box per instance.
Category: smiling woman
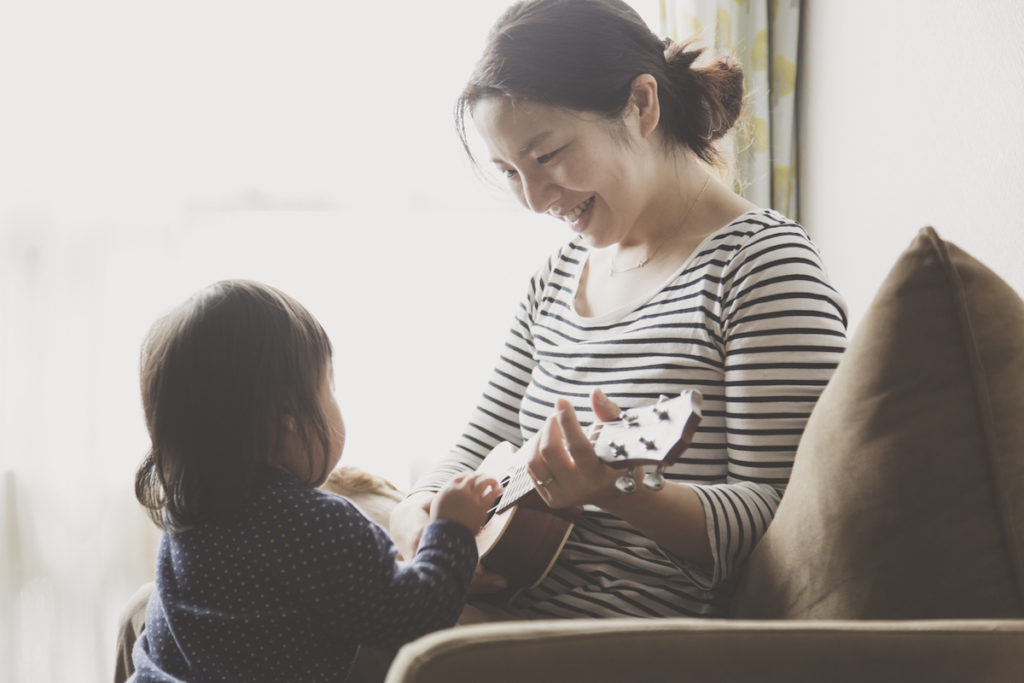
[0,1,659,681]
[389,0,848,629]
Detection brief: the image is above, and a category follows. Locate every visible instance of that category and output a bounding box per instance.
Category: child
[129,279,500,682]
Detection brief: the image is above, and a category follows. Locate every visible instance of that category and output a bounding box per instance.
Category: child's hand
[429,472,501,534]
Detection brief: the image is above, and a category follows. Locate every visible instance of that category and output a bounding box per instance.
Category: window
[0,2,662,679]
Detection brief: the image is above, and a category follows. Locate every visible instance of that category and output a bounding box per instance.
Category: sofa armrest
[384,618,1024,683]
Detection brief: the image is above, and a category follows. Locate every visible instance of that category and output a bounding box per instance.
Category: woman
[390,0,847,619]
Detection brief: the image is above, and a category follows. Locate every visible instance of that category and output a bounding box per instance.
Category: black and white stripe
[414,210,847,618]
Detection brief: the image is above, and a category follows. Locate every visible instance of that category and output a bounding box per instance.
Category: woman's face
[472,96,655,249]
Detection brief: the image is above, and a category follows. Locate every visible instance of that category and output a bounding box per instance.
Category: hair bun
[663,42,744,154]
[664,41,701,72]
[456,0,745,168]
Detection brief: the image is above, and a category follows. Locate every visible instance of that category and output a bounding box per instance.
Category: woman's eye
[537,147,561,165]
[501,168,519,180]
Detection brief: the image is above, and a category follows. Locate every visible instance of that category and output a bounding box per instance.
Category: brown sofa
[371,228,1024,682]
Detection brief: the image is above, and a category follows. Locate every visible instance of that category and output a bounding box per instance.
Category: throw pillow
[733,226,1024,618]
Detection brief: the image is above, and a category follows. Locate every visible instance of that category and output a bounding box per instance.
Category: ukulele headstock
[592,391,703,471]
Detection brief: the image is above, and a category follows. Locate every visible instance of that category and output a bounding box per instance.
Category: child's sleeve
[296,494,478,649]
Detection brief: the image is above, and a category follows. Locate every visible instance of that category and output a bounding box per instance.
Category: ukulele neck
[495,463,536,514]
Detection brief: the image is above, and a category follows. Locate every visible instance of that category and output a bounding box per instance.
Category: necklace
[609,174,711,277]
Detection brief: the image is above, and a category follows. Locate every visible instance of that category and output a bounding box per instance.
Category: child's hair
[134,279,334,532]
[455,0,744,167]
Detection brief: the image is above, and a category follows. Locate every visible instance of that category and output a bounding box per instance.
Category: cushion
[733,226,1024,619]
[385,619,1024,683]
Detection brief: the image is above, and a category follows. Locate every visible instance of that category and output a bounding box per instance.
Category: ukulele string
[482,412,641,516]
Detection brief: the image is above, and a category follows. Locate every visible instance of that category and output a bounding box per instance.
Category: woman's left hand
[527,387,625,510]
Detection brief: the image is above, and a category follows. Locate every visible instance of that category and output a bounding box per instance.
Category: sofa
[337,227,1024,682]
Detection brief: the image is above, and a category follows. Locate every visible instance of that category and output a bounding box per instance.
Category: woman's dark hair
[134,279,333,532]
[455,0,744,166]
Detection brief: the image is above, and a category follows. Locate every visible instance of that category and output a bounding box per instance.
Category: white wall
[799,0,1024,330]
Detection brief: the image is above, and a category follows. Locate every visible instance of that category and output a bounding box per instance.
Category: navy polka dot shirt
[130,470,478,681]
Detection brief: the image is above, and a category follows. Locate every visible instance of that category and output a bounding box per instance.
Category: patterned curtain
[660,0,801,219]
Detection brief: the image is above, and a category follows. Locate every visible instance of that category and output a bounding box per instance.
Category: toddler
[129,279,499,681]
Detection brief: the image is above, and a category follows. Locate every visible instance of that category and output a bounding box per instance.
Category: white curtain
[660,0,801,218]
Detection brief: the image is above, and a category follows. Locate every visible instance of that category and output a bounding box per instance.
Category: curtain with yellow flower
[660,0,800,218]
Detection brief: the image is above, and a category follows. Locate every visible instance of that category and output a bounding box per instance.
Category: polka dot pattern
[130,470,477,681]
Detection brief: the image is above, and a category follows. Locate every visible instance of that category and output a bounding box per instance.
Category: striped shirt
[413,209,848,618]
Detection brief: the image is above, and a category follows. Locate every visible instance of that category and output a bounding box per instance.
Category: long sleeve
[133,475,478,681]
[687,222,847,588]
[298,509,478,650]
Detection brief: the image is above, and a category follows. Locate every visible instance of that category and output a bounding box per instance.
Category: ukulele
[474,390,703,598]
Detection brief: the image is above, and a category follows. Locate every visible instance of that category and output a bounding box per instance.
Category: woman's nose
[520,173,557,214]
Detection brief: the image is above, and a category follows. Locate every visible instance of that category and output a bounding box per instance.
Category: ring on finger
[534,476,554,488]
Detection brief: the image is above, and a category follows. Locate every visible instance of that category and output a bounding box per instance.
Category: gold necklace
[609,174,711,277]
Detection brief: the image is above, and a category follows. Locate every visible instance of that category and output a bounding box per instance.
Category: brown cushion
[733,226,1024,619]
[385,619,1024,683]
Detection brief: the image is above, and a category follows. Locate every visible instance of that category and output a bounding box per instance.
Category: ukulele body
[475,442,580,595]
[470,391,703,601]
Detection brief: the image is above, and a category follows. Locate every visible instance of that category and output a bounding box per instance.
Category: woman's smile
[473,95,651,248]
[554,195,595,232]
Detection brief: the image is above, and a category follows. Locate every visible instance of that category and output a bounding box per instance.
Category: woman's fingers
[532,412,563,471]
[591,387,622,422]
[529,391,624,507]
[554,398,596,466]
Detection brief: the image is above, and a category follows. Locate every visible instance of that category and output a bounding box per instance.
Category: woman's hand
[529,387,713,562]
[527,387,625,510]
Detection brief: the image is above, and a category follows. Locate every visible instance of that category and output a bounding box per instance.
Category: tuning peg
[615,467,638,494]
[609,441,629,459]
[622,412,639,426]
[639,436,657,451]
[643,465,666,491]
[654,395,672,420]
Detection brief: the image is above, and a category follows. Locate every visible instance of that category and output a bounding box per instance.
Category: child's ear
[282,414,298,434]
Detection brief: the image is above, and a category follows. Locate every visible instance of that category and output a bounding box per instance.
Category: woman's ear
[629,74,661,140]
